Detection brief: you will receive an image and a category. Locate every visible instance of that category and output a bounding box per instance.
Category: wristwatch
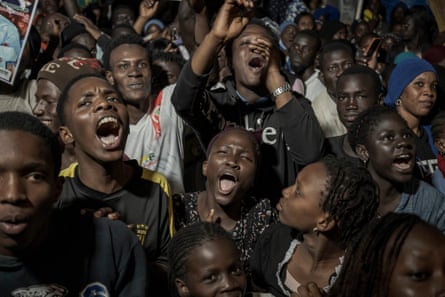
[271,83,292,99]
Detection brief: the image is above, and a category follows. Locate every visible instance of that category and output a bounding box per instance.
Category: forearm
[191,31,224,76]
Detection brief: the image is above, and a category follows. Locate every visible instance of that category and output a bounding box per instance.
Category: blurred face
[336,73,380,129]
[231,24,273,96]
[281,25,297,50]
[320,49,354,96]
[33,79,61,133]
[72,33,96,57]
[354,23,370,43]
[0,130,61,257]
[289,34,318,74]
[398,72,437,119]
[178,238,246,297]
[277,162,327,231]
[388,224,445,297]
[202,130,257,208]
[362,113,415,185]
[333,27,347,40]
[402,16,416,41]
[152,59,181,86]
[60,77,129,163]
[112,7,135,27]
[297,15,314,31]
[106,44,152,107]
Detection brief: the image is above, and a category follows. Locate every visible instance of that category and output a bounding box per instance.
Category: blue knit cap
[143,19,165,35]
[384,58,437,107]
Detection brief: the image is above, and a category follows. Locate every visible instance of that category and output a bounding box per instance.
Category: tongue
[220,179,236,193]
[99,134,118,146]
[394,162,410,170]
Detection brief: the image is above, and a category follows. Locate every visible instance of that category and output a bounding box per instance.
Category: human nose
[32,100,45,116]
[0,174,26,204]
[220,274,240,292]
[225,155,240,169]
[94,97,115,112]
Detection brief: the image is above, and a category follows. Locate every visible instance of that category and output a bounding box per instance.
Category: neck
[342,136,358,158]
[397,107,421,136]
[77,156,132,194]
[235,83,267,104]
[302,66,315,82]
[300,233,345,270]
[198,191,242,231]
[126,104,146,125]
[371,171,403,215]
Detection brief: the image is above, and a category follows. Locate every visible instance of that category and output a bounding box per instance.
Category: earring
[361,158,368,166]
[313,227,320,235]
[395,98,402,106]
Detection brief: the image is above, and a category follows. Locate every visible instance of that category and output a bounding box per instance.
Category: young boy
[0,111,147,296]
[55,73,173,295]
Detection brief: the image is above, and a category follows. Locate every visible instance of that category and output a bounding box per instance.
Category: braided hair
[319,155,379,247]
[328,213,427,297]
[348,105,400,153]
[168,222,240,297]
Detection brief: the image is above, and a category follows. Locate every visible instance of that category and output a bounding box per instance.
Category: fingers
[296,282,324,297]
[93,207,117,218]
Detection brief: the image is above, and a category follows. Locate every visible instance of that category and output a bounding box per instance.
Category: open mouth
[218,173,238,194]
[96,116,122,149]
[393,154,413,171]
[248,56,265,72]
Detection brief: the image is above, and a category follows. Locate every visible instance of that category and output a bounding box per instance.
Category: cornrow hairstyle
[348,105,400,153]
[102,34,147,70]
[0,111,62,174]
[336,64,383,95]
[318,39,356,70]
[431,110,445,140]
[319,155,379,247]
[168,222,238,297]
[57,73,113,126]
[328,213,428,297]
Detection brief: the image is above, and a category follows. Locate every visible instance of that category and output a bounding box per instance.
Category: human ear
[202,160,208,177]
[105,70,115,85]
[317,213,336,232]
[356,144,370,164]
[318,70,325,85]
[59,126,74,145]
[175,279,190,297]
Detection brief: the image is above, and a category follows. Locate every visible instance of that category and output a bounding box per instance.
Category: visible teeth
[98,117,117,127]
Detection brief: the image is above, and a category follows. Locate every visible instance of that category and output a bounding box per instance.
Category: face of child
[33,79,61,134]
[60,77,129,163]
[297,15,314,31]
[202,130,257,207]
[231,24,273,97]
[106,44,152,108]
[178,238,246,297]
[336,73,380,129]
[320,49,354,96]
[281,25,297,50]
[362,113,415,184]
[277,162,327,232]
[0,130,61,257]
[388,223,445,297]
[399,72,437,119]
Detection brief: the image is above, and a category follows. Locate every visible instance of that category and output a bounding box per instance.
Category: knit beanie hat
[37,57,102,91]
[384,57,437,107]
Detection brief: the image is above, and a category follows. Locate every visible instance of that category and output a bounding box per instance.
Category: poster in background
[0,0,38,85]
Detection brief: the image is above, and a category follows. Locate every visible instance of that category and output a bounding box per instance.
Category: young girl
[349,105,445,232]
[431,111,445,194]
[329,213,445,297]
[250,155,379,296]
[173,127,277,270]
[168,222,247,297]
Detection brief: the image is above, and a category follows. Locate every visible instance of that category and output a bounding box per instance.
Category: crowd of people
[1,0,445,296]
